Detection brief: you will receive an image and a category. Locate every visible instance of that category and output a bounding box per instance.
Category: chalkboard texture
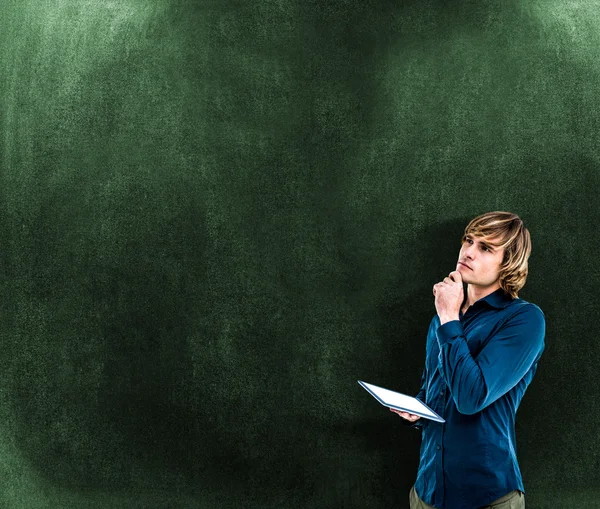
[0,1,594,508]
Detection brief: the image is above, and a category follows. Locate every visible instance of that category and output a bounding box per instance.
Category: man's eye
[466,238,490,251]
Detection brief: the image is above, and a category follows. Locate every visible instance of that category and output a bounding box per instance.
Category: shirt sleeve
[435,303,546,415]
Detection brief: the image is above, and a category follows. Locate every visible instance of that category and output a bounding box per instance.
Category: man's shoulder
[508,297,545,320]
[503,298,546,338]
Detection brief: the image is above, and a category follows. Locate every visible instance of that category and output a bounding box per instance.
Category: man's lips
[458,261,472,270]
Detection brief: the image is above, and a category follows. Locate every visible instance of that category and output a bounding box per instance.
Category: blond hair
[461,211,532,299]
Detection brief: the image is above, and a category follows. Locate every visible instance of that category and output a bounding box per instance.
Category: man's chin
[458,273,471,284]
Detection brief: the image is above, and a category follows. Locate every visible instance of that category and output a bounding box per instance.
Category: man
[391,211,545,509]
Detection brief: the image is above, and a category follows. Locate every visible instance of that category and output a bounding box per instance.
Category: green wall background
[0,1,595,508]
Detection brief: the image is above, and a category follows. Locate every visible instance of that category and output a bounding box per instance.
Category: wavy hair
[460,211,532,299]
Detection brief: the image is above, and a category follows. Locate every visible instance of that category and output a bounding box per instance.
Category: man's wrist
[439,314,460,325]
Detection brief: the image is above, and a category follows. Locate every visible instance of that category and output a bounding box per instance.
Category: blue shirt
[402,287,546,509]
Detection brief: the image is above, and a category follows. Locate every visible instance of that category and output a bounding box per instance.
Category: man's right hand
[390,408,421,422]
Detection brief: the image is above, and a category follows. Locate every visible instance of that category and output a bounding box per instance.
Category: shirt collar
[481,287,514,308]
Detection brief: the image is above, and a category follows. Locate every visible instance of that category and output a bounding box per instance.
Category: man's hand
[433,270,463,324]
[390,408,421,422]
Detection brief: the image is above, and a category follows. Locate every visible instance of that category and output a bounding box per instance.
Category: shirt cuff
[436,320,464,344]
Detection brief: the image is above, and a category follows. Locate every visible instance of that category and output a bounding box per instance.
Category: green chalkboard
[0,1,594,508]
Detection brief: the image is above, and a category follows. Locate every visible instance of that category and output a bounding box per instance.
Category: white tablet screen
[359,380,441,420]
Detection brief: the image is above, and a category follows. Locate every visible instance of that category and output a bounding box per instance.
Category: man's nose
[463,246,475,259]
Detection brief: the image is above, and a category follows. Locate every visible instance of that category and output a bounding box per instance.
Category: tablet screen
[358,380,444,422]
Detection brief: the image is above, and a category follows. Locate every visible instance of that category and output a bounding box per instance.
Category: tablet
[358,380,445,423]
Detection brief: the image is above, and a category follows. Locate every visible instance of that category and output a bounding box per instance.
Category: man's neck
[463,283,501,311]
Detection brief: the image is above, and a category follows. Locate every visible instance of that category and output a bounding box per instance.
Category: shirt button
[437,446,441,450]
[440,390,445,395]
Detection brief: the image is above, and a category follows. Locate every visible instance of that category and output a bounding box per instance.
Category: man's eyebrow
[465,235,497,251]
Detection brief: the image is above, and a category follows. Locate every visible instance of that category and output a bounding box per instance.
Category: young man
[392,211,545,509]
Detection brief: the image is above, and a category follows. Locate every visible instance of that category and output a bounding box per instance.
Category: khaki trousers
[409,485,525,509]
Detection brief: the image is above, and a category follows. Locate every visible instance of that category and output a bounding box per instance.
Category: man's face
[456,234,505,287]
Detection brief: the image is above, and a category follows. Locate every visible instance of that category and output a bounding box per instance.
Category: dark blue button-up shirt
[403,287,546,509]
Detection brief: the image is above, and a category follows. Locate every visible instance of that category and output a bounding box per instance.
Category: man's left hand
[433,270,463,323]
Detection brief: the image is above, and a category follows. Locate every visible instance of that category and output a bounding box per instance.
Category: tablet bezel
[358,380,445,423]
